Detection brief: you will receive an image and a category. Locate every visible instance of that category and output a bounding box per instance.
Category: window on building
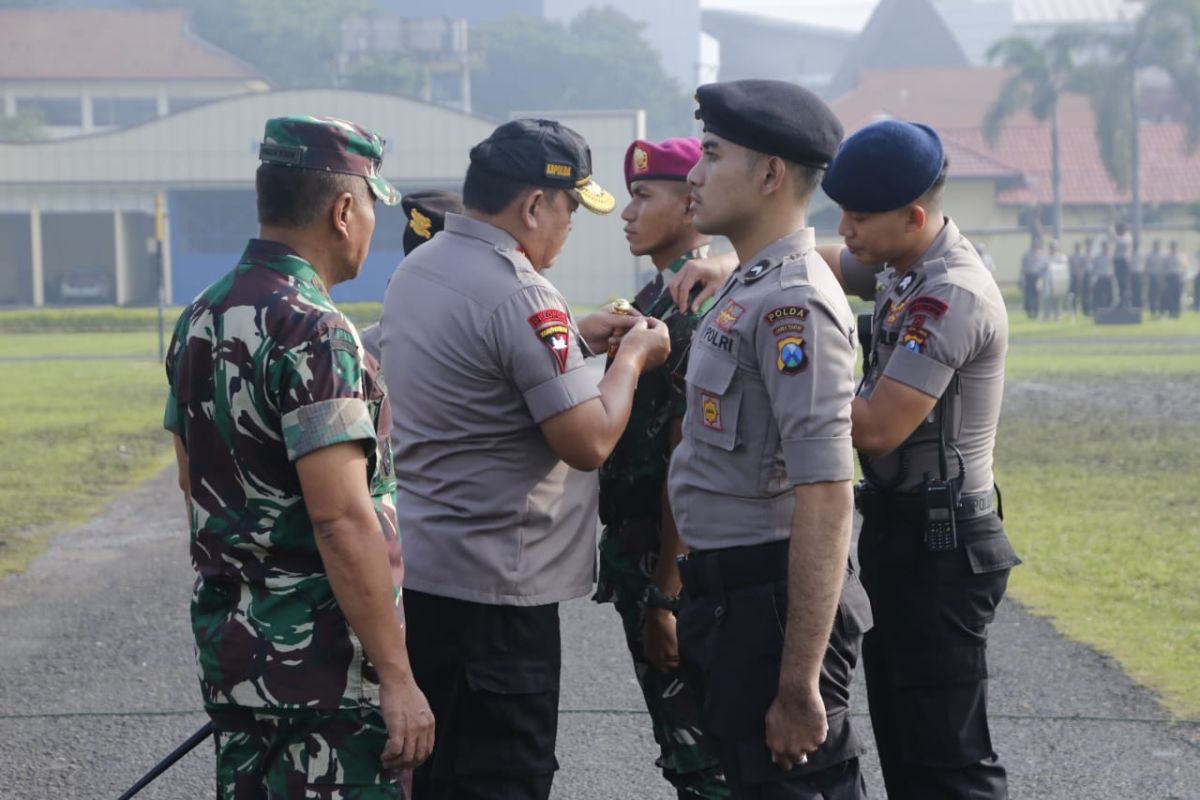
[15,97,82,127]
[92,97,159,128]
[167,96,218,114]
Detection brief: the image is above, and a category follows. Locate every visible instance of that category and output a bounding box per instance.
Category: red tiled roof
[941,125,1200,206]
[832,67,1097,133]
[832,67,1200,207]
[0,9,264,81]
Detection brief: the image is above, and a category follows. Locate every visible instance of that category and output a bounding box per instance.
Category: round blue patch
[781,342,805,368]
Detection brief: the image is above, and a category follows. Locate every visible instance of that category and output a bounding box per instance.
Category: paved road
[1,470,1197,799]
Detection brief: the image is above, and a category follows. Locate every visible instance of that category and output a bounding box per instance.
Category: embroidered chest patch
[700,392,722,430]
[528,309,571,373]
[715,300,745,332]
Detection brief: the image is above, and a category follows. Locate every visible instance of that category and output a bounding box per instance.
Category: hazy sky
[701,0,881,31]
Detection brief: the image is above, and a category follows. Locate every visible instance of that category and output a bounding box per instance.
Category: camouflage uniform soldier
[164,116,433,799]
[594,137,729,799]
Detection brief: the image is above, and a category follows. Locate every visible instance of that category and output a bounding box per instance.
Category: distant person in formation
[164,116,433,799]
[359,190,462,362]
[380,118,670,800]
[1145,239,1164,315]
[1019,238,1045,319]
[1111,222,1133,306]
[594,135,730,799]
[1069,241,1089,316]
[1042,240,1070,321]
[1092,239,1115,311]
[1161,241,1184,318]
[975,241,997,275]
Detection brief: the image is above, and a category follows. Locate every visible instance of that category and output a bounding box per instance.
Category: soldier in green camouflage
[164,115,433,799]
[594,137,730,800]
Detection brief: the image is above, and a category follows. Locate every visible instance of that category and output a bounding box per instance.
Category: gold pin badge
[608,298,636,357]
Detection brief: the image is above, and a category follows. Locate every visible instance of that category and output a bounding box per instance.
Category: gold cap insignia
[632,146,650,173]
[409,208,433,240]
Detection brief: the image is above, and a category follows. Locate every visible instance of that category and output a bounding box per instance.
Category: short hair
[461,162,561,215]
[743,150,822,201]
[256,164,370,229]
[918,159,950,212]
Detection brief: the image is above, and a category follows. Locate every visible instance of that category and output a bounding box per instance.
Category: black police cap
[468,118,615,214]
[694,80,843,168]
[401,190,463,256]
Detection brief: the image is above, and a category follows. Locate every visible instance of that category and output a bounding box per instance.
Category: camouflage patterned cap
[259,115,401,206]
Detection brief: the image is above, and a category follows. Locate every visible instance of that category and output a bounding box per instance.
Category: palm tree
[1077,0,1200,249]
[985,30,1088,242]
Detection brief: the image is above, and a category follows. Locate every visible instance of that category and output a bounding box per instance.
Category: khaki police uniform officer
[668,80,872,800]
[824,120,1020,800]
[380,118,667,800]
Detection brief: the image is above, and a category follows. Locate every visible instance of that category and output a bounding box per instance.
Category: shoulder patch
[528,309,571,373]
[765,306,809,325]
[908,296,950,319]
[776,336,808,374]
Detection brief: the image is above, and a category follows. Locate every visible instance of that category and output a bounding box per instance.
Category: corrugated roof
[1013,0,1142,24]
[0,9,264,81]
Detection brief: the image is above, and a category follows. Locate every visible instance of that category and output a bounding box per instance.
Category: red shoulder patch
[528,309,572,373]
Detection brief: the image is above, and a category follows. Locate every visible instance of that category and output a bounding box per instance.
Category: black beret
[694,79,843,168]
[401,190,463,256]
[822,120,946,213]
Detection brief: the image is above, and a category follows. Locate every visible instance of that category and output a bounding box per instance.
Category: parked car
[59,266,113,302]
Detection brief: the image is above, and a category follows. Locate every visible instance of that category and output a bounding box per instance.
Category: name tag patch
[702,326,734,353]
[528,309,572,373]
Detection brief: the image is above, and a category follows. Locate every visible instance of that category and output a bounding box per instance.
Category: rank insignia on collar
[745,260,771,280]
[700,392,722,430]
[896,273,916,294]
[715,299,745,331]
[776,336,807,374]
[528,309,572,373]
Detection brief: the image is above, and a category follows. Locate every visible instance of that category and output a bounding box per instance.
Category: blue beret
[694,80,843,168]
[821,120,946,213]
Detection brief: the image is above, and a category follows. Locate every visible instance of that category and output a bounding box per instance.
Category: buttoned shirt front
[668,228,857,552]
[380,213,601,606]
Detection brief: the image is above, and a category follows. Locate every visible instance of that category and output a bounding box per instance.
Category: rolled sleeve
[282,397,375,462]
[882,347,955,398]
[782,435,855,484]
[523,368,601,423]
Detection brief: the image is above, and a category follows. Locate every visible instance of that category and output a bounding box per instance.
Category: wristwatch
[642,583,681,612]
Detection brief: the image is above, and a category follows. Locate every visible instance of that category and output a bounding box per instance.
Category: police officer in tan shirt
[667,79,872,800]
[821,120,1020,800]
[381,118,670,800]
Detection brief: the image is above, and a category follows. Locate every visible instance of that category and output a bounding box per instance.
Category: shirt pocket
[688,353,742,451]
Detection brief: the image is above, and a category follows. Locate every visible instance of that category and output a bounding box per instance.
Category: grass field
[999,312,1200,718]
[0,305,1197,717]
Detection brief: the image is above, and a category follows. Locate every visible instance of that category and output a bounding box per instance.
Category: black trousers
[857,502,1019,800]
[403,589,560,800]
[1021,275,1039,319]
[677,546,872,800]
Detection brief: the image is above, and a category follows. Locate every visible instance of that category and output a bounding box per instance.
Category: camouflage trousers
[595,520,730,800]
[209,706,404,800]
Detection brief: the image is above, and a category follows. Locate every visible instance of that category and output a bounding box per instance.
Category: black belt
[678,539,788,600]
[855,486,997,521]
